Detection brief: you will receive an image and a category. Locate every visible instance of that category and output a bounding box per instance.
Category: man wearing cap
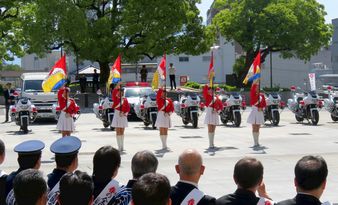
[47,136,81,205]
[5,140,45,205]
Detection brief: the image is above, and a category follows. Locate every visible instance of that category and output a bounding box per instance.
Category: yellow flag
[152,70,159,90]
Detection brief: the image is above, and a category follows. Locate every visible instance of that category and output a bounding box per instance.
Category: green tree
[210,0,332,84]
[22,0,211,84]
[0,0,26,64]
[0,64,22,71]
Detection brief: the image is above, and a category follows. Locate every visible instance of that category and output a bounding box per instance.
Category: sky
[6,0,338,65]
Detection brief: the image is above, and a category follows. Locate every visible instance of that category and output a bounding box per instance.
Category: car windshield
[125,88,153,98]
[24,80,44,92]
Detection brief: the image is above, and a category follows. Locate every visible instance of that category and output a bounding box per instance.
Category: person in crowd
[79,74,87,93]
[203,84,223,149]
[169,63,176,90]
[5,140,45,205]
[216,157,273,205]
[111,82,130,151]
[58,170,94,205]
[92,146,121,205]
[132,173,171,205]
[13,169,47,205]
[109,150,158,205]
[277,155,328,205]
[140,65,148,82]
[47,136,81,204]
[155,86,174,150]
[247,81,266,148]
[171,149,216,205]
[0,139,7,204]
[93,69,100,92]
[3,82,15,123]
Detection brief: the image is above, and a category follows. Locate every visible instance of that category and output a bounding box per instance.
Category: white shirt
[169,66,176,75]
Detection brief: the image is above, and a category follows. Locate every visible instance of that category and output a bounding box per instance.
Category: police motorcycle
[134,92,158,129]
[52,91,81,122]
[323,86,338,122]
[263,91,285,126]
[219,89,246,127]
[174,89,203,128]
[287,86,321,125]
[10,91,38,133]
[93,89,115,130]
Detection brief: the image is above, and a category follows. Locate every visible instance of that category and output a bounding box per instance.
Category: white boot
[253,132,259,147]
[116,135,123,151]
[208,132,215,148]
[120,135,124,151]
[160,135,168,149]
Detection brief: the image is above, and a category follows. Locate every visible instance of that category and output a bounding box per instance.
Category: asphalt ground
[0,107,337,203]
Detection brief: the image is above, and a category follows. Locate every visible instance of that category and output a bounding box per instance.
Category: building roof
[78,65,100,75]
[0,70,24,78]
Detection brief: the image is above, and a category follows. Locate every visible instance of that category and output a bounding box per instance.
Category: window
[202,56,211,62]
[179,56,189,62]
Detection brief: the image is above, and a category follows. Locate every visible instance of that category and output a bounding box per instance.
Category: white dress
[204,107,220,125]
[111,110,128,128]
[247,106,265,125]
[155,111,172,128]
[56,111,75,131]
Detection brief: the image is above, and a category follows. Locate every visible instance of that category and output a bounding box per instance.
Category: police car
[124,82,153,119]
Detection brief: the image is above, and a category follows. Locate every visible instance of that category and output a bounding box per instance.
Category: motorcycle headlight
[234,100,240,105]
[273,100,280,104]
[21,105,29,110]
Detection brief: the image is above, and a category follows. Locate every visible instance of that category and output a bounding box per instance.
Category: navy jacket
[277,194,322,205]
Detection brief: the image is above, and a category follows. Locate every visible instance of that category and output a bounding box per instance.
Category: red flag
[157,54,166,80]
[109,55,122,83]
[48,55,67,76]
[208,51,215,86]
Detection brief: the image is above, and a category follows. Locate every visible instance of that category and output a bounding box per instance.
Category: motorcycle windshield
[231,92,240,99]
[309,91,317,98]
[149,93,157,101]
[270,93,279,98]
[188,93,198,100]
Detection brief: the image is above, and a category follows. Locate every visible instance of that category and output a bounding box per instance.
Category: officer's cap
[14,140,45,155]
[50,136,81,155]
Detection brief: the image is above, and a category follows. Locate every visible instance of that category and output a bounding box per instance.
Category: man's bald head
[178,149,203,176]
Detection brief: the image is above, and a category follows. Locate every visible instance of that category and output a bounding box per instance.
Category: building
[332,18,338,74]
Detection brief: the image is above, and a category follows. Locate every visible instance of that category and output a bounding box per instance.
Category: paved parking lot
[0,108,337,202]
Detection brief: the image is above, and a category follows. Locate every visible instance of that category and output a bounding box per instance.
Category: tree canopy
[210,0,332,82]
[0,0,26,64]
[21,0,211,83]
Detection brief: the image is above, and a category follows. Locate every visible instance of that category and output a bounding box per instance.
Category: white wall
[332,18,338,74]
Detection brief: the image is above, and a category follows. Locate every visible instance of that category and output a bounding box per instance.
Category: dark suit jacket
[171,181,216,205]
[216,189,260,205]
[4,89,14,106]
[277,194,322,205]
[0,174,7,205]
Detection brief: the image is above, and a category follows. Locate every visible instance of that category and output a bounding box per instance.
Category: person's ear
[35,158,41,170]
[39,192,48,205]
[200,165,205,175]
[88,195,94,205]
[168,198,172,205]
[322,179,327,190]
[175,165,180,174]
[294,178,298,188]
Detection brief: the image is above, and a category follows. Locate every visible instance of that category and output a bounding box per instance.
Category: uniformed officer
[5,140,45,205]
[171,149,216,205]
[277,155,329,205]
[216,157,273,205]
[47,136,81,205]
[0,139,7,204]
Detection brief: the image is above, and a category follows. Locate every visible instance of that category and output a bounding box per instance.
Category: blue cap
[14,140,45,155]
[50,136,81,155]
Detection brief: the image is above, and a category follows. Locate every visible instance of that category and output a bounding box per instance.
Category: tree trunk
[98,61,110,86]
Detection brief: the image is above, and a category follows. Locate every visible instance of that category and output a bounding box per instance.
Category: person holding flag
[154,55,174,150]
[244,51,267,148]
[109,55,130,152]
[204,51,223,149]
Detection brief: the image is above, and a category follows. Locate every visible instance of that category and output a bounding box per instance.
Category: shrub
[0,84,3,96]
[184,81,202,89]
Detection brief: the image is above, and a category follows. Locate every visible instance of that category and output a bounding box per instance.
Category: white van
[20,72,58,119]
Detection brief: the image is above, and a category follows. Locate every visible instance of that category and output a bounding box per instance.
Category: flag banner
[309,73,316,91]
[109,55,122,84]
[243,51,261,85]
[157,54,166,80]
[208,51,215,87]
[42,55,67,92]
[152,70,160,90]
